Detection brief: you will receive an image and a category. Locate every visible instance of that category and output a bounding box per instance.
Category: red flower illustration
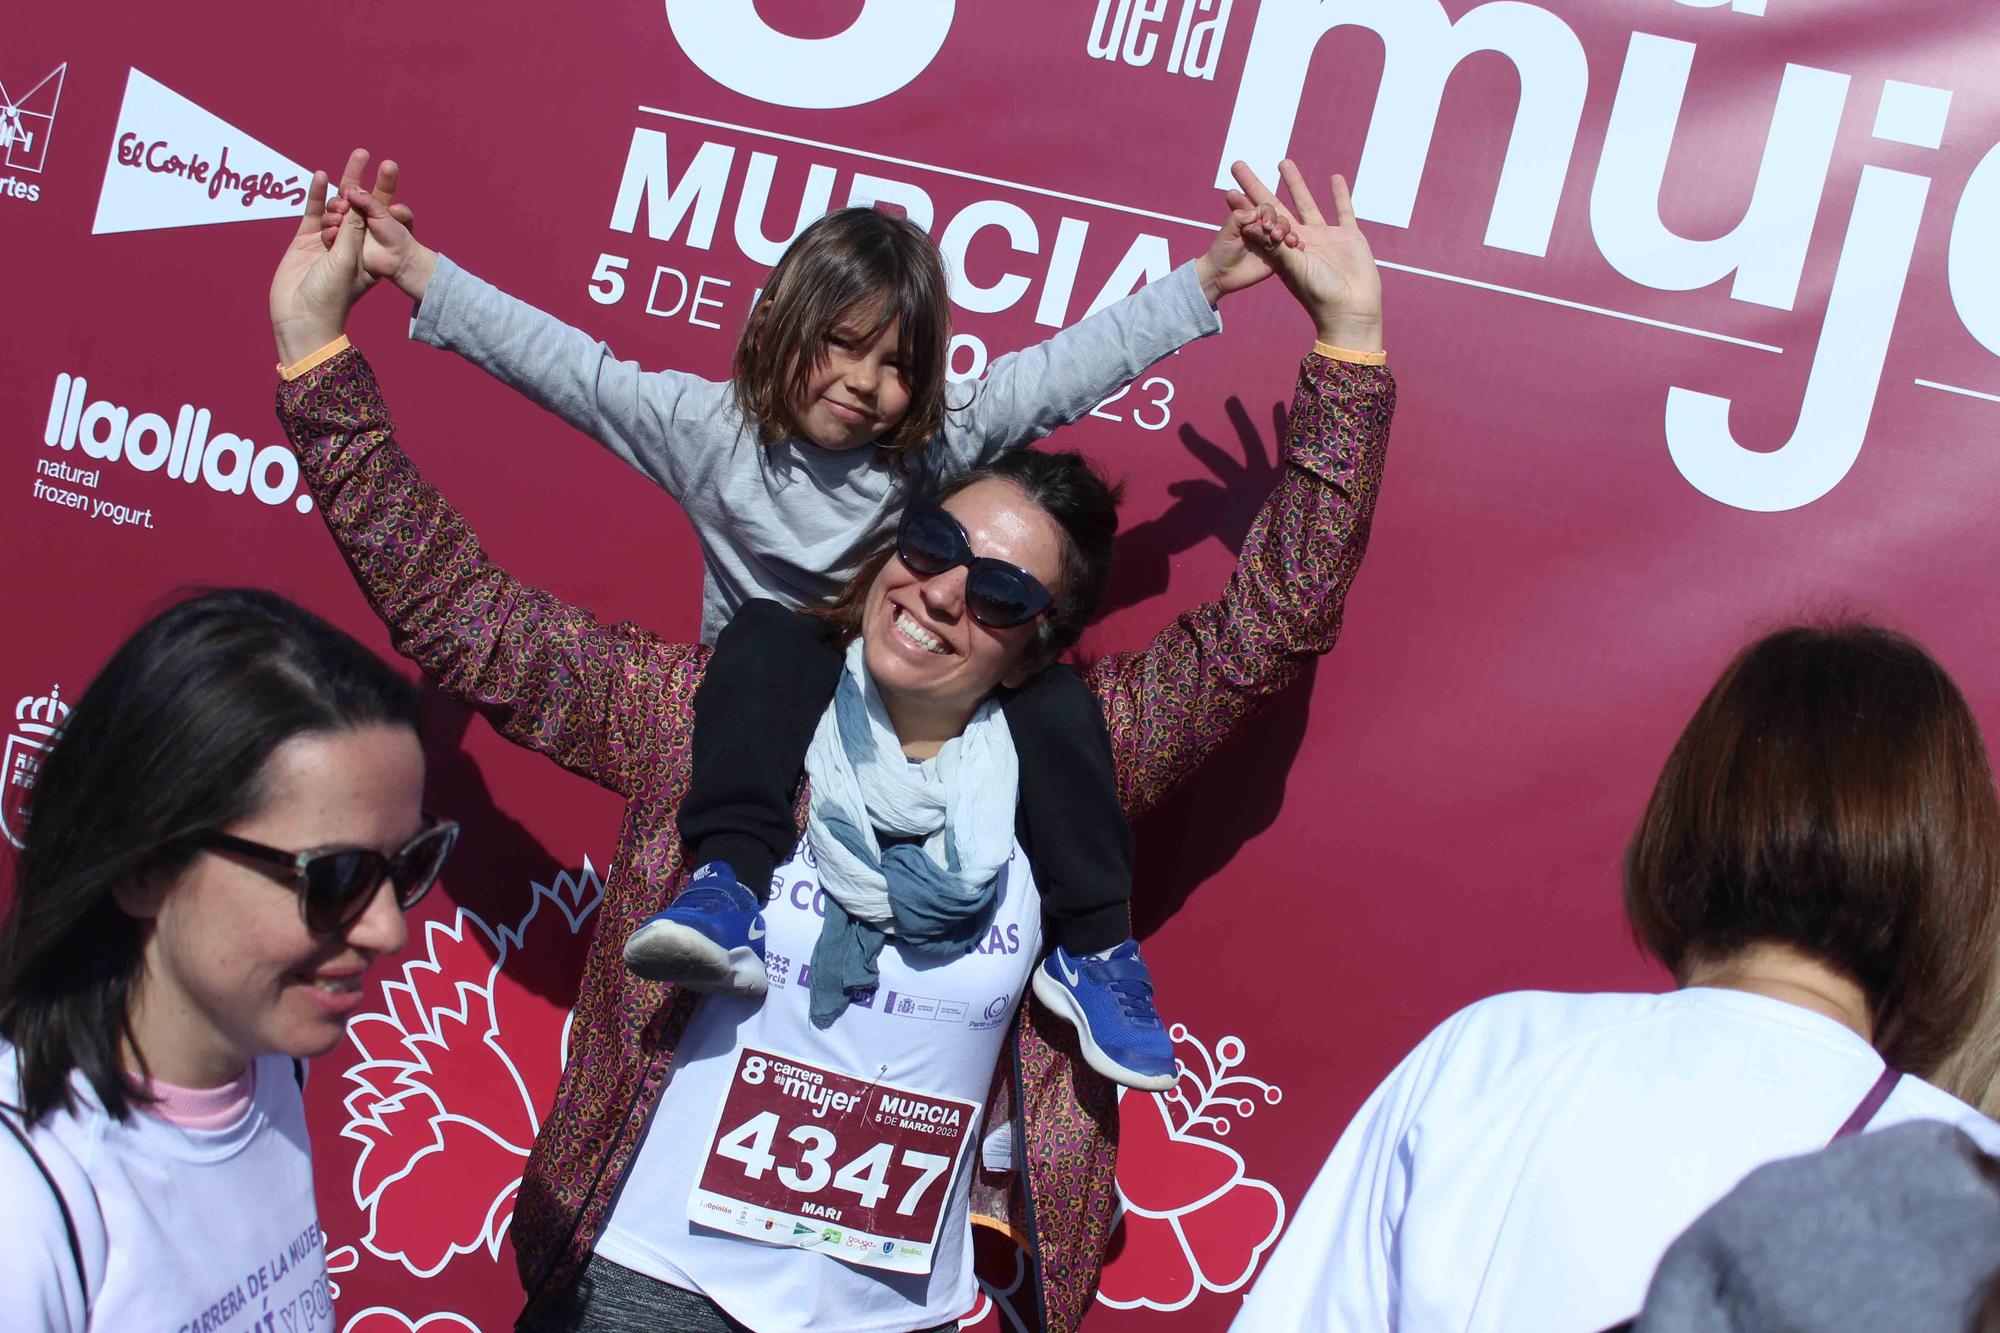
[340,1311,480,1333]
[963,1026,1287,1325]
[1095,1028,1286,1312]
[339,864,602,1278]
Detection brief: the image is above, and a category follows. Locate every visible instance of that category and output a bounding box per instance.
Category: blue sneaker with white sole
[622,862,768,996]
[1030,940,1178,1092]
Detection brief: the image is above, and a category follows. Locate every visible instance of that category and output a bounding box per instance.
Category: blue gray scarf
[802,639,1019,1027]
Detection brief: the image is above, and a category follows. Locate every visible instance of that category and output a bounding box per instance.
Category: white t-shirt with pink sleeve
[0,1042,331,1333]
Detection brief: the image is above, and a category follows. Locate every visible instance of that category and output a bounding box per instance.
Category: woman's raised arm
[1087,353,1391,816]
[271,168,701,796]
[1086,163,1393,816]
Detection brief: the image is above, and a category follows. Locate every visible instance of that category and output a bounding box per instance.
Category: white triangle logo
[93,69,321,235]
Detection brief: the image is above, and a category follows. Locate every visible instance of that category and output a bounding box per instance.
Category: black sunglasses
[189,817,460,935]
[895,505,1054,629]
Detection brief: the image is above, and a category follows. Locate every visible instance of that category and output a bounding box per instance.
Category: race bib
[688,1047,979,1274]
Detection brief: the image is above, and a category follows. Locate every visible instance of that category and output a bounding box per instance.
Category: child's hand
[1194,193,1300,308]
[318,148,439,303]
[1231,160,1384,352]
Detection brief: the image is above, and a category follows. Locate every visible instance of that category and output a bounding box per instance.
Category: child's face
[789,310,911,451]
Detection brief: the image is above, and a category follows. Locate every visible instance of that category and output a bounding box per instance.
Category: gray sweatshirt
[411,255,1222,639]
[1636,1120,2000,1332]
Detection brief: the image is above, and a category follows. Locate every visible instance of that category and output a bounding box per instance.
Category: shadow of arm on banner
[420,686,582,1007]
[1130,658,1320,938]
[1100,397,1287,619]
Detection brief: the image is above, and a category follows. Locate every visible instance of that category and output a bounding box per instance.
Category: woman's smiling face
[121,724,423,1085]
[862,477,1064,752]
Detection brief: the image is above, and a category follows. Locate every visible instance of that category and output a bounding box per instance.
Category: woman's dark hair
[1624,622,2000,1077]
[733,206,952,469]
[0,588,421,1124]
[816,449,1124,673]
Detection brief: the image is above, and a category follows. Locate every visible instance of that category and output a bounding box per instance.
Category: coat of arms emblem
[4,684,67,849]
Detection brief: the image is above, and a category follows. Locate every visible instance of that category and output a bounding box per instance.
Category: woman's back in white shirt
[1233,987,2000,1333]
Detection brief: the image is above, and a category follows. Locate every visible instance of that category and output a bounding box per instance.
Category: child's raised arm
[323,154,723,504]
[937,182,1298,472]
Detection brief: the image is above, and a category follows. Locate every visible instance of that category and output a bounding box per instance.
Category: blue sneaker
[1030,941,1177,1092]
[622,862,768,996]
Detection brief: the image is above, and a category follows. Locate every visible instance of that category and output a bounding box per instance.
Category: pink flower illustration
[339,864,602,1278]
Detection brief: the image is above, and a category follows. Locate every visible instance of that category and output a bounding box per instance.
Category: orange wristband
[279,335,351,381]
[1312,340,1388,366]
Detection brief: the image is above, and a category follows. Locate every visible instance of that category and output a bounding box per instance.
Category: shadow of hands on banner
[1097,396,1324,935]
[1100,396,1287,618]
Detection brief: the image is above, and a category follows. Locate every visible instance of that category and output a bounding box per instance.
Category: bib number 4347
[715,1109,952,1214]
[689,1049,979,1274]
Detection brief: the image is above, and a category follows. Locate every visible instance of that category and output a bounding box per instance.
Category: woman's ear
[112,870,170,922]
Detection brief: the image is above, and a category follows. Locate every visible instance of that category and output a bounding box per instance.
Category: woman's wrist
[1312,313,1384,354]
[274,319,345,367]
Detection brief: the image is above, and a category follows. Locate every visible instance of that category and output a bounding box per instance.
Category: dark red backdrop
[6,1,2000,1327]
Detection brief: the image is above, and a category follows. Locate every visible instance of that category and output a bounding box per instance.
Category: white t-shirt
[0,1042,330,1333]
[1233,987,2000,1333]
[597,836,1043,1333]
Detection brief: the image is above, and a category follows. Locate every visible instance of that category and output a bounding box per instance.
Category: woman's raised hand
[320,149,438,303]
[269,167,372,365]
[1231,160,1384,352]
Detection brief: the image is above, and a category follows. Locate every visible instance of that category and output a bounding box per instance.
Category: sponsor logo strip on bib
[689,1046,979,1274]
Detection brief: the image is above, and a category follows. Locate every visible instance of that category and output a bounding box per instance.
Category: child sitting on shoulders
[326,155,1297,1087]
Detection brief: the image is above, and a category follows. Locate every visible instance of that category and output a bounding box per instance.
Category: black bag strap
[1830,1065,1902,1144]
[0,1099,89,1317]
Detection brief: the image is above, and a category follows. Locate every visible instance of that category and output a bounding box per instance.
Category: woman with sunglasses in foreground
[0,588,457,1331]
[270,157,1390,1332]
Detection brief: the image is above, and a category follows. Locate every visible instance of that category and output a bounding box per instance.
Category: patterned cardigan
[277,348,1393,1332]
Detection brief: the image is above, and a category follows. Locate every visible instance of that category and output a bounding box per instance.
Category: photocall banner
[5,0,1999,1327]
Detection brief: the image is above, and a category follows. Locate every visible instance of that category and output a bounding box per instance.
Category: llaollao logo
[666,0,954,109]
[37,370,317,528]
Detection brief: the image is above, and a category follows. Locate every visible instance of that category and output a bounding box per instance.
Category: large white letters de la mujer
[1218,0,1967,512]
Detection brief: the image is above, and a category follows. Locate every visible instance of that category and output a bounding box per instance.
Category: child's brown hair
[732,207,952,470]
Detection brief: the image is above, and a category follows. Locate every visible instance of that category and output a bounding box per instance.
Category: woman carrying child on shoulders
[325,153,1313,1089]
[283,153,1393,1331]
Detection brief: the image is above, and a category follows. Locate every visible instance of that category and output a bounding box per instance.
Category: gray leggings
[523,1253,961,1333]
